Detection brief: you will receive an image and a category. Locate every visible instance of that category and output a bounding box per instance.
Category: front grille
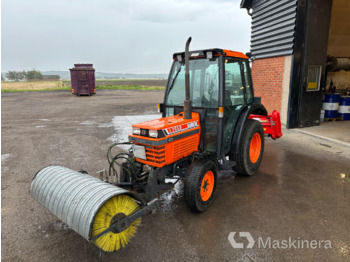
[132,130,200,168]
[145,145,166,166]
[173,136,198,159]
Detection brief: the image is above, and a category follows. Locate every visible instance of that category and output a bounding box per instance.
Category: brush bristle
[91,195,141,252]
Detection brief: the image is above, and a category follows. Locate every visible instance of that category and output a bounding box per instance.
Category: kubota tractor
[31,37,282,252]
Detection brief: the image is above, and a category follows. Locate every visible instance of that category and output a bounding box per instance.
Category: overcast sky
[1,0,251,74]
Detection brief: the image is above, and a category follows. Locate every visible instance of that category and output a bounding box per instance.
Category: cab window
[224,59,245,106]
[166,58,219,108]
[243,61,254,103]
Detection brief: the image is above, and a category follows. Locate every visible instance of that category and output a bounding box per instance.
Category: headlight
[149,130,158,138]
[133,127,141,135]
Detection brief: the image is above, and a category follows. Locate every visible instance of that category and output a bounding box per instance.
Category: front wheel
[184,160,217,213]
[230,119,264,176]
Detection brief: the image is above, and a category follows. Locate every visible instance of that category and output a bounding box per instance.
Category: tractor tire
[230,119,264,176]
[184,159,217,213]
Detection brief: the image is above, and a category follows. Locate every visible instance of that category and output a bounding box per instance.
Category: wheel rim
[249,133,261,163]
[200,171,215,202]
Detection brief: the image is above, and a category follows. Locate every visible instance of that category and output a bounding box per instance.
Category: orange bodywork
[129,112,201,168]
[222,49,248,59]
[173,49,248,60]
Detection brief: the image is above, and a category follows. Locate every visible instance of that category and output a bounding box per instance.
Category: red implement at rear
[249,110,283,139]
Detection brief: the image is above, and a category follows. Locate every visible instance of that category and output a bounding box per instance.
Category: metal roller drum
[30,165,141,251]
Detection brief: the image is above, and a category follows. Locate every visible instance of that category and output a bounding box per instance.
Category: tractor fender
[230,103,268,154]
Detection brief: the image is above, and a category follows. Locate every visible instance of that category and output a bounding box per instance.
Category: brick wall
[251,56,285,115]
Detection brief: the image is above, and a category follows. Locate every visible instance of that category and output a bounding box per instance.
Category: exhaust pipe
[184,37,192,120]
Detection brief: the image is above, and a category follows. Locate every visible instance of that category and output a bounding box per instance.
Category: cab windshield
[165,58,219,108]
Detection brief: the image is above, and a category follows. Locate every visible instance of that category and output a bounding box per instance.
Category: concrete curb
[290,129,350,148]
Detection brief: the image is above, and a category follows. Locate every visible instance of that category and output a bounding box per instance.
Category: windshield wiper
[167,65,183,95]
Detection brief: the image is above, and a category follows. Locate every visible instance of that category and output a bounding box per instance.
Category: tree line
[3,69,44,81]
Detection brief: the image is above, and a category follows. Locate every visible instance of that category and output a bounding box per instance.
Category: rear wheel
[184,160,217,212]
[230,119,264,176]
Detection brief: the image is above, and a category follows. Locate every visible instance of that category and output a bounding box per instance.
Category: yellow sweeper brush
[91,195,141,252]
[30,166,156,252]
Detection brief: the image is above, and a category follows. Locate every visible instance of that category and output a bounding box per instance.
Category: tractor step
[219,160,236,170]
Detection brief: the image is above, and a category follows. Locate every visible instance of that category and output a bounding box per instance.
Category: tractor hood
[128,112,201,167]
[129,112,200,139]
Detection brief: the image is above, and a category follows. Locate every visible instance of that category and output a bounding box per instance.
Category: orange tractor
[127,37,282,210]
[31,37,282,252]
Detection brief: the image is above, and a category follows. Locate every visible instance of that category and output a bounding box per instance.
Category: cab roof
[173,48,249,60]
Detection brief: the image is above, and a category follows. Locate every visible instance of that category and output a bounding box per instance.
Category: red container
[69,64,96,95]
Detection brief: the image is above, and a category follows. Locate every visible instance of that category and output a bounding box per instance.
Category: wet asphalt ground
[2,90,350,262]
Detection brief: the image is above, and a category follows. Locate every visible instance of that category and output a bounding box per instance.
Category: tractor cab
[161,48,257,156]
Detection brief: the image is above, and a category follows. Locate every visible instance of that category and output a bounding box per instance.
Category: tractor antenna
[184,36,192,120]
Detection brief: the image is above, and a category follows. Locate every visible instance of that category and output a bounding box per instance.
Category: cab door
[221,58,247,154]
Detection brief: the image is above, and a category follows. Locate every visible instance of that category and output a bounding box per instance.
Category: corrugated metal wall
[250,0,298,59]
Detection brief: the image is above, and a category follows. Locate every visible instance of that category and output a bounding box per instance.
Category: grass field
[1,80,166,93]
[1,81,69,92]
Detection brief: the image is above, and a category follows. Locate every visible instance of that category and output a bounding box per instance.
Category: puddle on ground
[2,154,10,162]
[158,178,184,213]
[102,114,160,149]
[1,154,10,173]
[79,121,96,125]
